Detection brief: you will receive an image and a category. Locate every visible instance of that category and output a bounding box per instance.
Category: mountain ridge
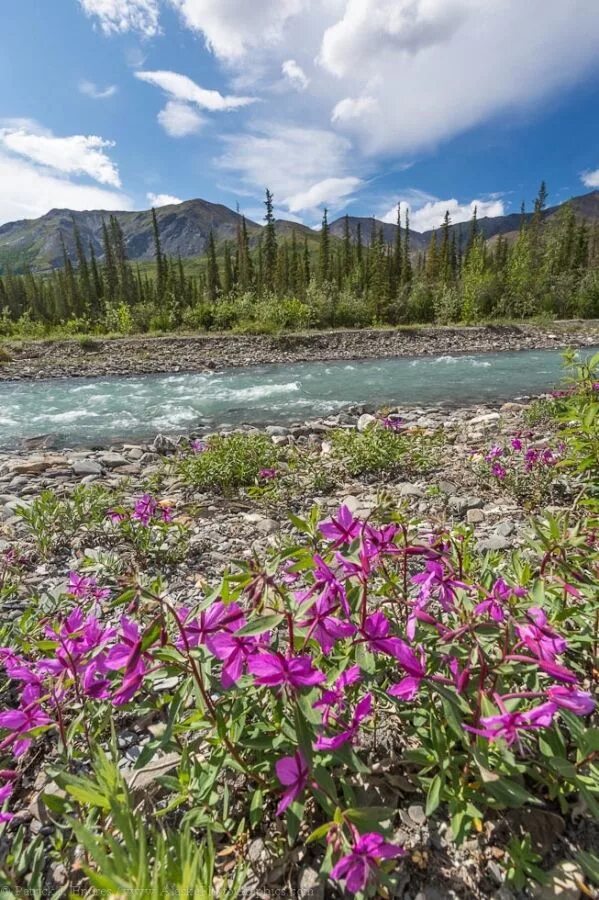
[1,190,597,274]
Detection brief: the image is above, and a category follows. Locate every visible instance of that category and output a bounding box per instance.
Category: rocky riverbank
[0,397,557,598]
[1,321,599,381]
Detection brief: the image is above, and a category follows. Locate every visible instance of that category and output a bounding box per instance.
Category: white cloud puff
[79,80,118,100]
[382,195,505,232]
[157,101,205,137]
[147,192,183,206]
[136,69,255,111]
[0,152,131,225]
[78,0,160,37]
[581,169,599,189]
[168,0,308,62]
[286,177,362,213]
[0,127,122,187]
[281,59,309,91]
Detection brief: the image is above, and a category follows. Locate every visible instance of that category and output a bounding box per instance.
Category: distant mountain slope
[0,190,597,274]
[0,200,261,274]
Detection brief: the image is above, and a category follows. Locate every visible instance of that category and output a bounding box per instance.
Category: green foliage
[330,422,439,477]
[16,485,115,557]
[176,433,278,494]
[2,184,599,339]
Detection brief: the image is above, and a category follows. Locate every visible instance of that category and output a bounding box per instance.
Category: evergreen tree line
[1,183,599,338]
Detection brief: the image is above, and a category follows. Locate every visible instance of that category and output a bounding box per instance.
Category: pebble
[478,534,512,552]
[98,452,129,469]
[357,413,377,432]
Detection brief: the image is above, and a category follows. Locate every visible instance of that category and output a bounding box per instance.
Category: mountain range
[0,190,597,275]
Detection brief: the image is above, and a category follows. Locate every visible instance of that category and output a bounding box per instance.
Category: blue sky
[1,0,599,232]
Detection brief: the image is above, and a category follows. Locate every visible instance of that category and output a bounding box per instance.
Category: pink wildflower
[275,750,309,815]
[331,833,405,895]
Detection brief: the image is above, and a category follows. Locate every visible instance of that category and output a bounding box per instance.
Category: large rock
[72,459,103,476]
[4,454,65,475]
[98,452,129,469]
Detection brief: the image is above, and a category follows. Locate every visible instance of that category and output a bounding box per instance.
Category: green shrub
[330,423,440,478]
[177,433,278,494]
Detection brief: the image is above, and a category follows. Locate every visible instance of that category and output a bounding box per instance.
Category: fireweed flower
[176,601,245,650]
[248,651,326,691]
[132,494,158,526]
[466,702,556,746]
[315,693,372,751]
[515,607,567,661]
[491,462,507,479]
[191,439,207,453]
[275,750,309,816]
[319,505,362,547]
[313,665,362,725]
[107,509,126,524]
[381,415,404,432]
[67,571,110,602]
[474,578,526,623]
[105,617,156,705]
[412,560,469,611]
[511,437,523,451]
[362,612,406,659]
[297,555,350,617]
[206,632,266,689]
[331,832,406,895]
[0,771,17,823]
[0,685,52,757]
[298,593,356,654]
[259,468,277,480]
[546,685,595,716]
[485,446,503,461]
[388,643,427,700]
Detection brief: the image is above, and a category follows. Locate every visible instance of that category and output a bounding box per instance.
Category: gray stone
[151,434,178,455]
[496,521,515,537]
[467,508,485,524]
[265,425,289,437]
[98,452,128,469]
[478,535,511,552]
[72,459,103,476]
[357,413,377,432]
[408,803,427,826]
[255,518,279,535]
[468,412,501,426]
[298,866,324,900]
[399,482,424,498]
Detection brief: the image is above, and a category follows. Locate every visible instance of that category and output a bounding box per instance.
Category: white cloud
[217,123,360,214]
[136,69,255,111]
[0,151,131,225]
[168,0,308,62]
[79,79,118,99]
[321,0,468,77]
[158,101,205,137]
[319,0,599,155]
[286,177,362,213]
[0,127,121,187]
[582,169,599,189]
[382,195,505,232]
[282,59,309,91]
[78,0,160,37]
[332,96,378,123]
[147,191,183,206]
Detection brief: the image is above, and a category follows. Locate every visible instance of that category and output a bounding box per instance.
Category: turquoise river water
[0,347,596,449]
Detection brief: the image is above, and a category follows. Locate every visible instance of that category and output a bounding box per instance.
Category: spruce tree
[319,207,330,284]
[263,189,277,294]
[205,231,221,303]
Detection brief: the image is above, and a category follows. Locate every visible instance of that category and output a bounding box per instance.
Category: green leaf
[237,614,284,637]
[306,822,333,844]
[485,777,539,808]
[345,806,394,829]
[425,775,442,816]
[249,789,263,828]
[578,850,599,886]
